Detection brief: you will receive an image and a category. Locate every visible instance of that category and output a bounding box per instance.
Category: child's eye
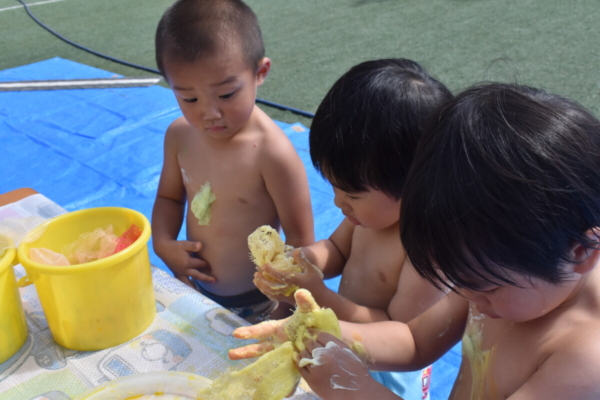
[219,92,236,99]
[483,286,500,294]
[346,194,360,200]
[183,98,197,103]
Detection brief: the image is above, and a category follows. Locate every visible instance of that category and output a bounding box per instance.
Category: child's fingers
[298,349,312,364]
[181,240,201,252]
[232,319,287,340]
[254,273,289,298]
[292,249,324,279]
[292,249,312,272]
[188,256,210,270]
[260,263,294,284]
[228,341,275,360]
[187,269,216,283]
[297,349,315,379]
[294,289,320,313]
[303,337,324,355]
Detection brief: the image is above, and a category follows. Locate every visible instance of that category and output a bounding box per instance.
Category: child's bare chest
[178,141,269,206]
[338,228,404,310]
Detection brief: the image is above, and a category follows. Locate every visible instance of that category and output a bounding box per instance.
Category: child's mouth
[345,215,361,225]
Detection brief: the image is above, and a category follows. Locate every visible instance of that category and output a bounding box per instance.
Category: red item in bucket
[111,224,142,255]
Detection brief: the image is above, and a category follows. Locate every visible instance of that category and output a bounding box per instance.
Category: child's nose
[460,289,490,306]
[333,191,348,211]
[199,100,221,120]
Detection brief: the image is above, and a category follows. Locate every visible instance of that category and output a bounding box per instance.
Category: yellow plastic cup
[17,207,156,351]
[0,237,28,364]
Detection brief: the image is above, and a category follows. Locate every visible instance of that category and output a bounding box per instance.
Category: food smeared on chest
[180,168,190,185]
[462,303,498,400]
[191,181,217,226]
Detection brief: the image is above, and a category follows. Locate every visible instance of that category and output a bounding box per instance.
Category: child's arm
[152,122,214,287]
[229,292,468,393]
[387,260,448,322]
[256,250,409,323]
[301,217,355,279]
[334,291,468,371]
[261,137,314,247]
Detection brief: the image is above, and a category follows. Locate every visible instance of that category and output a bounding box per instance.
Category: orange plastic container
[17,207,155,351]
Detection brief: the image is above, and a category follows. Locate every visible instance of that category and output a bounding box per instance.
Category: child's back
[152,0,314,323]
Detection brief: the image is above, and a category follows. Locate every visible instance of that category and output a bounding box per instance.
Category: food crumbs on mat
[191,181,217,226]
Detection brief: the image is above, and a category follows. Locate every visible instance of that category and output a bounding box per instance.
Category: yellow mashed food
[125,395,194,400]
[200,289,341,400]
[248,226,322,296]
[191,182,217,226]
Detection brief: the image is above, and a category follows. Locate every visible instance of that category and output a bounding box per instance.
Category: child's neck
[372,220,400,236]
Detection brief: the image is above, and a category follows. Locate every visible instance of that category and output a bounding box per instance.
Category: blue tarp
[0,58,460,399]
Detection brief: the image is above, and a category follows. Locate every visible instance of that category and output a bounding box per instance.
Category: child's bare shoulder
[251,109,297,157]
[551,310,600,364]
[523,309,600,398]
[164,116,195,148]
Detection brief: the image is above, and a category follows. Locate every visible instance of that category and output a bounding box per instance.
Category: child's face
[458,270,581,322]
[332,186,400,230]
[163,48,270,140]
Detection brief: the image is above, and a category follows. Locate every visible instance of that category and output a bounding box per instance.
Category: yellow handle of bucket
[16,274,36,287]
[12,253,38,287]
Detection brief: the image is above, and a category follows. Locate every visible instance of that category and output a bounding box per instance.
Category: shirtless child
[152,0,314,323]
[253,59,452,399]
[233,83,600,400]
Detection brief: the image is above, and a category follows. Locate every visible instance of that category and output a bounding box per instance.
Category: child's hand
[254,249,326,303]
[228,289,320,360]
[299,332,372,399]
[158,239,215,287]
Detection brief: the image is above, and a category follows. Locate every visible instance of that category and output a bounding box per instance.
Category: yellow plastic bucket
[17,207,156,351]
[0,236,28,364]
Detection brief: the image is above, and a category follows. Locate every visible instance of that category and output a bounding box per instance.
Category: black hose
[15,0,315,118]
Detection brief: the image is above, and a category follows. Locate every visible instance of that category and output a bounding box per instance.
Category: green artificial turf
[1,0,599,127]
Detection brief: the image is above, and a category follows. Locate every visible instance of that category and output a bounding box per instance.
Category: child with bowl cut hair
[252,58,452,400]
[152,0,314,323]
[234,82,600,400]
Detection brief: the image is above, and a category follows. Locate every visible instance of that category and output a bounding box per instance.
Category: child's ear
[255,57,271,86]
[570,228,600,275]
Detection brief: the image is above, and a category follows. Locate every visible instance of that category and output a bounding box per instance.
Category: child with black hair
[152,0,314,323]
[252,58,452,400]
[233,82,600,400]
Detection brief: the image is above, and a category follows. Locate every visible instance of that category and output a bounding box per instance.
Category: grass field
[2,0,599,127]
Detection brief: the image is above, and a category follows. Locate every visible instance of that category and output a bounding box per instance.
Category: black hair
[309,58,453,199]
[155,0,264,76]
[400,82,600,290]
